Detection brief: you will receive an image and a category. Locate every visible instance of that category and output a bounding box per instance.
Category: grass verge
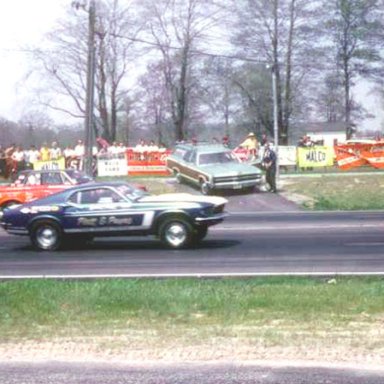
[282,174,384,210]
[1,277,384,361]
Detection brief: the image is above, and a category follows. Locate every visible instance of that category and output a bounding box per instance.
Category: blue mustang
[0,181,228,251]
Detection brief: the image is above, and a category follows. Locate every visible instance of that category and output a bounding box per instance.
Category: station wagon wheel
[174,170,183,184]
[200,181,211,195]
[30,220,63,251]
[159,217,193,249]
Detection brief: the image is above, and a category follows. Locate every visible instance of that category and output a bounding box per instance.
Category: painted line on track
[2,271,384,280]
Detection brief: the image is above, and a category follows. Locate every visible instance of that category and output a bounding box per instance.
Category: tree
[232,0,322,144]
[325,0,384,139]
[31,0,144,143]
[142,0,225,141]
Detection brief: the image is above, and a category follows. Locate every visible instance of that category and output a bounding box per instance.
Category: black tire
[159,217,194,249]
[30,220,63,251]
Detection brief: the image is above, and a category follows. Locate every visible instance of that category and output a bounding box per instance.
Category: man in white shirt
[49,142,62,160]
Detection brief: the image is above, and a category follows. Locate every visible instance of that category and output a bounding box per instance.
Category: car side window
[183,150,193,163]
[190,150,197,164]
[68,188,125,205]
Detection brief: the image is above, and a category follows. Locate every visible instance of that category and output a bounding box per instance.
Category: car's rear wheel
[159,217,193,249]
[174,170,183,184]
[30,220,63,251]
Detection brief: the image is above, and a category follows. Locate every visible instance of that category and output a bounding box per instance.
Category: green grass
[282,174,384,210]
[1,277,383,343]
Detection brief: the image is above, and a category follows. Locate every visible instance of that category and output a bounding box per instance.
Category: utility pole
[83,0,96,176]
[271,64,279,184]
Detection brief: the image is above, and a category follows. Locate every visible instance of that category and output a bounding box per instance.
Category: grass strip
[1,277,383,341]
[282,174,384,210]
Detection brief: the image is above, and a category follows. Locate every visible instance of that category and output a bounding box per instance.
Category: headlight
[0,211,3,219]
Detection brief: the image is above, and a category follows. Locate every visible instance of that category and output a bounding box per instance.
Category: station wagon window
[183,150,194,162]
[173,148,187,158]
[190,150,197,164]
[198,151,234,165]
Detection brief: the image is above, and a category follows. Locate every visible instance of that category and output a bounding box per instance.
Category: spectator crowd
[0,138,166,178]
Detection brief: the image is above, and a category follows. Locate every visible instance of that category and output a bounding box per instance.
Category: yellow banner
[33,157,66,171]
[297,146,334,168]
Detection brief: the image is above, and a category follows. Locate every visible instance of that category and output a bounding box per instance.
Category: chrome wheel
[160,218,193,249]
[200,181,211,195]
[31,221,62,251]
[175,171,182,184]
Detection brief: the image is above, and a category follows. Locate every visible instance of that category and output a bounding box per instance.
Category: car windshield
[198,151,235,165]
[116,184,149,201]
[66,170,93,184]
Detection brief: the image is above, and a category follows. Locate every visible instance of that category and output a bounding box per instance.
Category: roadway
[1,210,384,278]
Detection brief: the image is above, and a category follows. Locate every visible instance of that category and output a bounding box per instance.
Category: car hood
[200,162,261,175]
[138,193,227,206]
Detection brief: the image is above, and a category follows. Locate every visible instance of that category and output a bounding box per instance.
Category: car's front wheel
[30,220,63,251]
[159,217,194,249]
[200,180,212,195]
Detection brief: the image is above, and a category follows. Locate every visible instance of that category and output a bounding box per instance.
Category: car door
[62,187,155,235]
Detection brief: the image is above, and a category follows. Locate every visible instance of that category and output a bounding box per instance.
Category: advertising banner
[97,153,128,177]
[334,141,384,170]
[278,146,297,166]
[33,157,66,171]
[126,149,171,176]
[297,146,334,168]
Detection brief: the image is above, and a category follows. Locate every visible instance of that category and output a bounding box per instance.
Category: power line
[112,33,269,65]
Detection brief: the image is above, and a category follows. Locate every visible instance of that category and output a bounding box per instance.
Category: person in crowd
[260,133,268,146]
[147,140,159,152]
[11,146,25,174]
[135,139,148,160]
[0,145,6,177]
[24,145,40,169]
[108,141,120,155]
[117,142,127,154]
[238,132,259,160]
[63,145,75,159]
[39,143,50,162]
[49,141,62,160]
[4,144,16,178]
[262,142,277,193]
[74,139,85,157]
[222,135,230,148]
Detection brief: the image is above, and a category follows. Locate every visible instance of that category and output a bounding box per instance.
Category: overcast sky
[0,1,383,132]
[0,0,67,121]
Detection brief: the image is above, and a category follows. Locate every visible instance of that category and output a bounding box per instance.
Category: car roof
[21,181,133,206]
[175,143,229,154]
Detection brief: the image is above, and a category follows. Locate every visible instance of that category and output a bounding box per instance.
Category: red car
[0,169,93,209]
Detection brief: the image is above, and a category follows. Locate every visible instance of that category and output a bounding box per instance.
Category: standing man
[263,142,277,193]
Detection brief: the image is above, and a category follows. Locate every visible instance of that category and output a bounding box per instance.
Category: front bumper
[195,212,228,225]
[212,178,262,190]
